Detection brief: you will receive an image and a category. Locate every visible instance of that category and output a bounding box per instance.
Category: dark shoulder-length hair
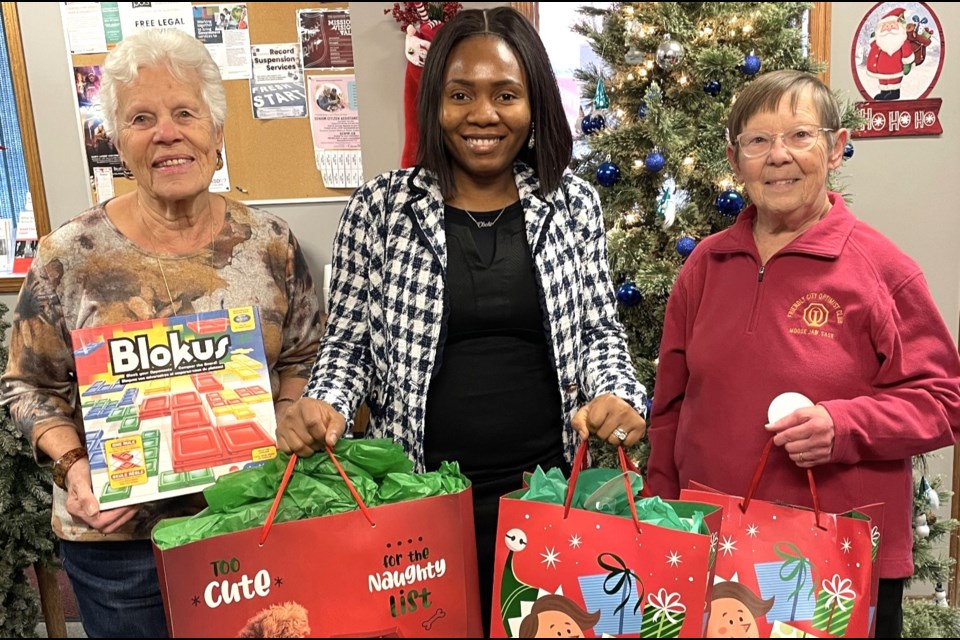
[416,7,573,197]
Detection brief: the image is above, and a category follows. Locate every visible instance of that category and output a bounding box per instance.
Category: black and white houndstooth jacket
[304,162,647,471]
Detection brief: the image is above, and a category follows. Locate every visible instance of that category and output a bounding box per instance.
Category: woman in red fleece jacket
[647,69,960,639]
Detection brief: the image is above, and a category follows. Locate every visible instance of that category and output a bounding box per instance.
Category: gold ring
[612,427,628,441]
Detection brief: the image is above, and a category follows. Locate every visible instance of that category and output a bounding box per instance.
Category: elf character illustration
[401,15,440,167]
[518,594,601,638]
[865,7,915,100]
[500,527,540,636]
[705,581,774,638]
[237,601,311,638]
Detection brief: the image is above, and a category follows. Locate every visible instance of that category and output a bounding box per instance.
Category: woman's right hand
[276,397,347,456]
[64,458,139,534]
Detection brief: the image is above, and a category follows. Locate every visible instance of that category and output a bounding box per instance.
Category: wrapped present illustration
[770,620,822,638]
[640,589,686,639]
[811,574,857,636]
[578,553,644,636]
[755,543,817,622]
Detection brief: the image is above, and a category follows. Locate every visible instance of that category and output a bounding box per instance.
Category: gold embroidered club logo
[788,292,844,340]
[802,303,830,328]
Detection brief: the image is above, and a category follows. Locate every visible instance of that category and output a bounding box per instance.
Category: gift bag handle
[563,439,643,534]
[258,446,376,545]
[741,437,824,529]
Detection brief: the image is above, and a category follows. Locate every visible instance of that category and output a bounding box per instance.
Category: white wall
[1,2,506,311]
[831,3,960,594]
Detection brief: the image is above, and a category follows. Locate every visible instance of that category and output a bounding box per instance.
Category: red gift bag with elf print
[491,441,723,638]
[680,438,883,638]
[153,448,483,637]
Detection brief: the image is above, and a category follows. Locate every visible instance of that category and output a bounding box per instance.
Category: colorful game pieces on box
[72,307,277,508]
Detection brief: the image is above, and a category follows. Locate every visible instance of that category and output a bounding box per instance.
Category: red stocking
[401,61,423,168]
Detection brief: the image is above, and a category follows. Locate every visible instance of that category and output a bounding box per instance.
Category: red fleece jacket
[648,193,960,578]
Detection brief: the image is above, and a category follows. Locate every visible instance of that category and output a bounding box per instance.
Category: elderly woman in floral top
[1,30,320,638]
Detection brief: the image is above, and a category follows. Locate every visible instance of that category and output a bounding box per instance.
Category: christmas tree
[903,455,960,636]
[0,302,57,636]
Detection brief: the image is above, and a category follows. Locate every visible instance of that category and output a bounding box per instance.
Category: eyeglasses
[734,125,834,158]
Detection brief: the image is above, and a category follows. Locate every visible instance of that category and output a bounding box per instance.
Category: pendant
[474,220,496,228]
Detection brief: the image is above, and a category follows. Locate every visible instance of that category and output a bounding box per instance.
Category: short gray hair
[100,29,226,142]
[727,69,840,158]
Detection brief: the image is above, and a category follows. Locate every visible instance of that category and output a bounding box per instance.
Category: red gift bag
[680,438,883,638]
[491,442,723,638]
[153,450,483,637]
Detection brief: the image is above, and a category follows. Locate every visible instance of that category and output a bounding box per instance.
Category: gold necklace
[137,197,217,311]
[461,204,509,229]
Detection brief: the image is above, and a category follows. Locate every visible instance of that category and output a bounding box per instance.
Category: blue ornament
[637,101,648,119]
[715,189,745,217]
[843,142,855,159]
[704,80,722,96]
[644,151,666,173]
[644,396,654,418]
[676,236,697,258]
[742,53,762,76]
[616,282,642,308]
[596,162,621,187]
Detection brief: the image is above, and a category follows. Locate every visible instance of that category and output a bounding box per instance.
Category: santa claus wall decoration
[851,2,945,138]
[385,3,463,167]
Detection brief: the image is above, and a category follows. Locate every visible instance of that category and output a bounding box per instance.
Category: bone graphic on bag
[422,608,446,631]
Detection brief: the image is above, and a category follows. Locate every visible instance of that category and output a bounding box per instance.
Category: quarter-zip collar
[710,192,858,260]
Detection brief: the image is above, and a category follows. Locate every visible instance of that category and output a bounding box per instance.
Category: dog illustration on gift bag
[237,601,311,638]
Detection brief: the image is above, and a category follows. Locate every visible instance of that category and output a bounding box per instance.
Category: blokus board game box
[71,307,277,508]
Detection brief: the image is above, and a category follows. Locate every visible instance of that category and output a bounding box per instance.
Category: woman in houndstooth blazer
[278,7,647,628]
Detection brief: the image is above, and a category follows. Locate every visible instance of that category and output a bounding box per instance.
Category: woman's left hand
[766,405,835,468]
[572,394,646,446]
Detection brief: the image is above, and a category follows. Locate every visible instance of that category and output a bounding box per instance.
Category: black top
[423,201,566,488]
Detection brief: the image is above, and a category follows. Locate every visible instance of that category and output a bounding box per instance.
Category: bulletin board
[65,2,357,204]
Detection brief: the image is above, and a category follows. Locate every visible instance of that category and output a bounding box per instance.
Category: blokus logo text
[109,332,231,375]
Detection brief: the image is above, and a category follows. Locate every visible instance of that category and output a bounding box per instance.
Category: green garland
[0,302,57,636]
[903,601,960,638]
